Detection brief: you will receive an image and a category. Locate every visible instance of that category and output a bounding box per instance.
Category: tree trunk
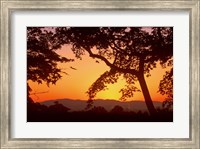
[138,74,157,116]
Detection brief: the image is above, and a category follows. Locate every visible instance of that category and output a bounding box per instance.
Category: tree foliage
[27,27,173,115]
[158,63,173,109]
[52,27,173,115]
[27,27,73,87]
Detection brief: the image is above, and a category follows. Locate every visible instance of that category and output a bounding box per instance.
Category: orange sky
[28,44,170,103]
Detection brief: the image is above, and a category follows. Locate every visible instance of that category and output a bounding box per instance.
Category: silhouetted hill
[40,99,162,112]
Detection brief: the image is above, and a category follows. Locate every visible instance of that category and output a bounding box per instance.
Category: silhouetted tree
[27,27,73,97]
[159,67,173,110]
[110,105,124,113]
[49,101,70,112]
[53,27,173,116]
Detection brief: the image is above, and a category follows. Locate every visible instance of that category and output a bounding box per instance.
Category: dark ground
[27,100,173,122]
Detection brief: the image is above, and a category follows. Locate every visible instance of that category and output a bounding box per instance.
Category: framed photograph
[27,26,173,123]
[1,0,199,148]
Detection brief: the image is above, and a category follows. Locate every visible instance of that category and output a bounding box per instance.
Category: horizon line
[38,98,163,103]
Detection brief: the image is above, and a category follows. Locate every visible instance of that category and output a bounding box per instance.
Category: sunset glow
[29,45,169,102]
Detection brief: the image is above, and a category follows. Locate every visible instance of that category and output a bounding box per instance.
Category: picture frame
[0,0,199,148]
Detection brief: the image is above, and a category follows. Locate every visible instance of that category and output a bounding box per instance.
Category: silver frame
[1,0,199,148]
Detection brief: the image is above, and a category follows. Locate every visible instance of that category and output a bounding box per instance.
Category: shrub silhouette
[110,105,124,114]
[48,101,70,112]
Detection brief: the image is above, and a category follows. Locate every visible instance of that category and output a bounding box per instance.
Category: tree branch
[85,48,139,75]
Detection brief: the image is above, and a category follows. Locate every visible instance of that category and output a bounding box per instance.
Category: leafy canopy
[54,27,173,101]
[27,27,73,87]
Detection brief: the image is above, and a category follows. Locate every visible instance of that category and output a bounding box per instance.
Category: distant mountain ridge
[40,98,163,112]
